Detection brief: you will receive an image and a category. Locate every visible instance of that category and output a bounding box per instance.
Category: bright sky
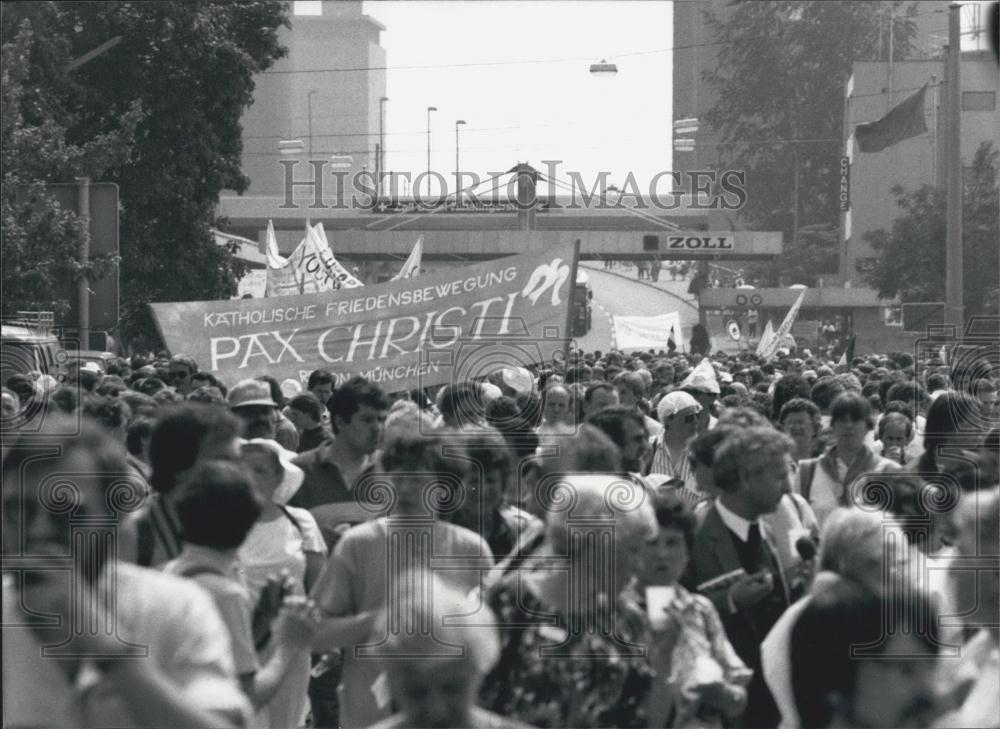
[361,1,672,194]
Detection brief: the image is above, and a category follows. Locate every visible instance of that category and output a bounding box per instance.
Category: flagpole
[944,2,963,328]
[563,239,581,364]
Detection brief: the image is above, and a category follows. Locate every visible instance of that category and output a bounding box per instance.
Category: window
[883,306,903,327]
[293,1,322,16]
[962,91,995,111]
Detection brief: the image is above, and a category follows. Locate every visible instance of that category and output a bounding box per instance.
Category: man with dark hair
[165,460,320,713]
[582,381,619,419]
[307,369,336,428]
[228,379,280,440]
[563,363,592,385]
[290,377,388,511]
[167,353,198,395]
[809,375,845,428]
[286,392,332,453]
[684,426,796,728]
[925,371,949,400]
[586,405,650,474]
[121,404,242,567]
[770,373,811,423]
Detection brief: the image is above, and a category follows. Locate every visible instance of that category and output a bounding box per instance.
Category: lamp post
[455,119,466,203]
[279,138,306,223]
[306,89,317,160]
[378,96,388,199]
[426,106,437,198]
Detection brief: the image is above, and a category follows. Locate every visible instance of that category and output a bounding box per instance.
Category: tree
[1,1,288,347]
[701,1,917,285]
[1,9,140,322]
[858,141,1000,316]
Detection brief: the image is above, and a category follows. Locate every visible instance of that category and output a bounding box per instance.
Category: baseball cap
[501,366,534,395]
[228,379,278,409]
[657,391,703,421]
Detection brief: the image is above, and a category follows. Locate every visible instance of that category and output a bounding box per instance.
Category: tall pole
[945,3,964,328]
[426,106,437,198]
[307,89,317,161]
[76,177,91,348]
[379,96,388,199]
[455,119,466,204]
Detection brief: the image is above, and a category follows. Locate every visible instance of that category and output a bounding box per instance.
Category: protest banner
[759,290,805,360]
[612,313,684,352]
[150,241,579,393]
[755,319,775,357]
[266,223,365,296]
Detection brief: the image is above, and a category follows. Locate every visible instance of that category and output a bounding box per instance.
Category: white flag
[391,236,424,281]
[265,220,286,267]
[755,319,775,357]
[265,223,365,296]
[760,290,805,360]
[307,224,364,290]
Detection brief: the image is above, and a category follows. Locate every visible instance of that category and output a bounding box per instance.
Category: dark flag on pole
[837,334,857,367]
[855,83,928,153]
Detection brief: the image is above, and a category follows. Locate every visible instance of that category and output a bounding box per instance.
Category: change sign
[150,242,578,392]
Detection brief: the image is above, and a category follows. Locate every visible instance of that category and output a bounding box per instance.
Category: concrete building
[842,53,1000,283]
[221,0,386,199]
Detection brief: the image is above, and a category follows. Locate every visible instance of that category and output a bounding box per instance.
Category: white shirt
[2,565,250,728]
[716,498,755,542]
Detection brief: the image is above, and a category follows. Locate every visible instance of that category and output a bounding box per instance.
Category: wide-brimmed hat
[241,437,304,505]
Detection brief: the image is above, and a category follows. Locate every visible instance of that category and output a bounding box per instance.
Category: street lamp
[455,119,466,203]
[378,96,388,199]
[426,106,437,198]
[589,58,618,76]
[279,139,307,222]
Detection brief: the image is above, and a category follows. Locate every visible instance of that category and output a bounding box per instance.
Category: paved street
[575,262,700,352]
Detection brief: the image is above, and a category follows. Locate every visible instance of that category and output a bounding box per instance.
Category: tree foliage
[1,1,288,346]
[858,142,999,316]
[701,1,917,285]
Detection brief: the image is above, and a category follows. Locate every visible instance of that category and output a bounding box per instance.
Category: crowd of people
[2,342,998,729]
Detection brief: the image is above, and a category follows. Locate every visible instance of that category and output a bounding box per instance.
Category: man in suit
[683,426,796,728]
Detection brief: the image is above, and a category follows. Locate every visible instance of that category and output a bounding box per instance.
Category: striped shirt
[645,435,696,489]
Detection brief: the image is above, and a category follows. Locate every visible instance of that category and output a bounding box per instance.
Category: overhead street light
[589,58,618,76]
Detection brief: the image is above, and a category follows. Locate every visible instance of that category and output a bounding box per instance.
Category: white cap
[679,358,720,395]
[501,366,534,395]
[657,390,703,422]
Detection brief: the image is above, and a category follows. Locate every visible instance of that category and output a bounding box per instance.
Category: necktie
[746,522,762,567]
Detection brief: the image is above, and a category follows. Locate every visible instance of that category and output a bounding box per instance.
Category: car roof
[1,324,59,343]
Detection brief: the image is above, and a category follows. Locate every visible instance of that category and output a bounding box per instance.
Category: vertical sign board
[15,183,120,335]
[838,157,851,212]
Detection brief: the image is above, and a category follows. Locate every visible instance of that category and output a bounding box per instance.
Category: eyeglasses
[682,413,698,424]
